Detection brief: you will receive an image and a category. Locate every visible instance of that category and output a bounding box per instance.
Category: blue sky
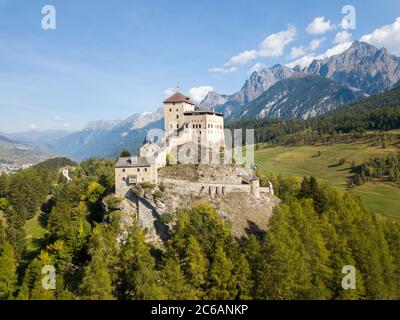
[0,0,399,133]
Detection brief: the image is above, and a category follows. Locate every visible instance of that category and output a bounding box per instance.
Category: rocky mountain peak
[306,41,400,94]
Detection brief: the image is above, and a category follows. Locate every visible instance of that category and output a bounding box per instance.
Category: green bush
[160,212,173,224]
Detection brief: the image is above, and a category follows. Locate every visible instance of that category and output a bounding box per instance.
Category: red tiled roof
[163,92,194,105]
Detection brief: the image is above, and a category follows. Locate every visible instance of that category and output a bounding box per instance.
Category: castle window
[169,109,172,112]
[123,169,125,173]
[145,168,148,172]
[137,168,140,172]
[176,115,179,119]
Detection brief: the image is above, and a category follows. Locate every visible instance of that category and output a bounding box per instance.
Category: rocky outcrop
[306,41,400,94]
[201,65,295,115]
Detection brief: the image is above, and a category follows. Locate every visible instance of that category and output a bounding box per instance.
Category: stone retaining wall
[161,178,272,196]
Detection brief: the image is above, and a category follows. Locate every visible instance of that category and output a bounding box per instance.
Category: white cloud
[309,38,325,51]
[306,16,335,35]
[258,24,297,58]
[63,122,70,127]
[54,115,62,121]
[220,25,296,70]
[30,123,38,130]
[360,17,400,54]
[208,66,238,74]
[164,87,177,97]
[290,46,307,59]
[226,50,258,66]
[250,62,266,73]
[286,41,352,69]
[187,86,214,104]
[334,30,352,44]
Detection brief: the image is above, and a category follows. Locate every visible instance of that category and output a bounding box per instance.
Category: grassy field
[24,211,47,253]
[254,141,400,219]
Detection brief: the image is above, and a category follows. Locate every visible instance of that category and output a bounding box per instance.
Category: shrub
[153,190,163,200]
[160,212,173,225]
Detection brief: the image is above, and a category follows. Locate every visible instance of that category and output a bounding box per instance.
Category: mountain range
[2,41,400,162]
[202,41,400,121]
[0,134,56,164]
[227,75,365,121]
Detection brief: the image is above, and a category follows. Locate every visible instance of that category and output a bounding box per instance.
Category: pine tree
[80,252,115,300]
[183,235,207,293]
[119,227,165,300]
[206,246,237,300]
[233,252,253,300]
[0,242,18,299]
[288,199,333,299]
[161,257,197,300]
[255,205,312,299]
[18,252,56,300]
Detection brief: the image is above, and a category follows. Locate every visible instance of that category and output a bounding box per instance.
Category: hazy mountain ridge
[0,134,56,165]
[48,111,163,160]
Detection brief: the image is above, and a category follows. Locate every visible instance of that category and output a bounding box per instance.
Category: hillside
[0,134,56,165]
[227,75,365,122]
[2,154,400,300]
[49,117,163,160]
[228,85,400,146]
[254,140,400,220]
[204,41,400,122]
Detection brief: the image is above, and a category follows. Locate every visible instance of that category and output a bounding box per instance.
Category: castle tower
[163,92,195,137]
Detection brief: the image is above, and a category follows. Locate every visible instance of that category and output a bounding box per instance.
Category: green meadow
[255,142,400,220]
[24,211,47,253]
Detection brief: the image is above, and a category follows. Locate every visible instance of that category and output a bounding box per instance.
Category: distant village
[0,162,32,175]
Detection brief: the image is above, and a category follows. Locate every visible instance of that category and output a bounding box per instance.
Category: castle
[114,92,270,198]
[115,92,225,197]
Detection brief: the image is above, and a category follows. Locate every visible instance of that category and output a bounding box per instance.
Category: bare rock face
[116,165,280,243]
[200,65,295,115]
[238,65,295,104]
[105,194,138,245]
[306,41,400,94]
[154,185,279,239]
[199,91,228,110]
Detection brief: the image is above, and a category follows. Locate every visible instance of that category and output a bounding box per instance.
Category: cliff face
[152,183,279,239]
[115,164,280,241]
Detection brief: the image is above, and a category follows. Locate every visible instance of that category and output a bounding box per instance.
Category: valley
[254,140,400,219]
